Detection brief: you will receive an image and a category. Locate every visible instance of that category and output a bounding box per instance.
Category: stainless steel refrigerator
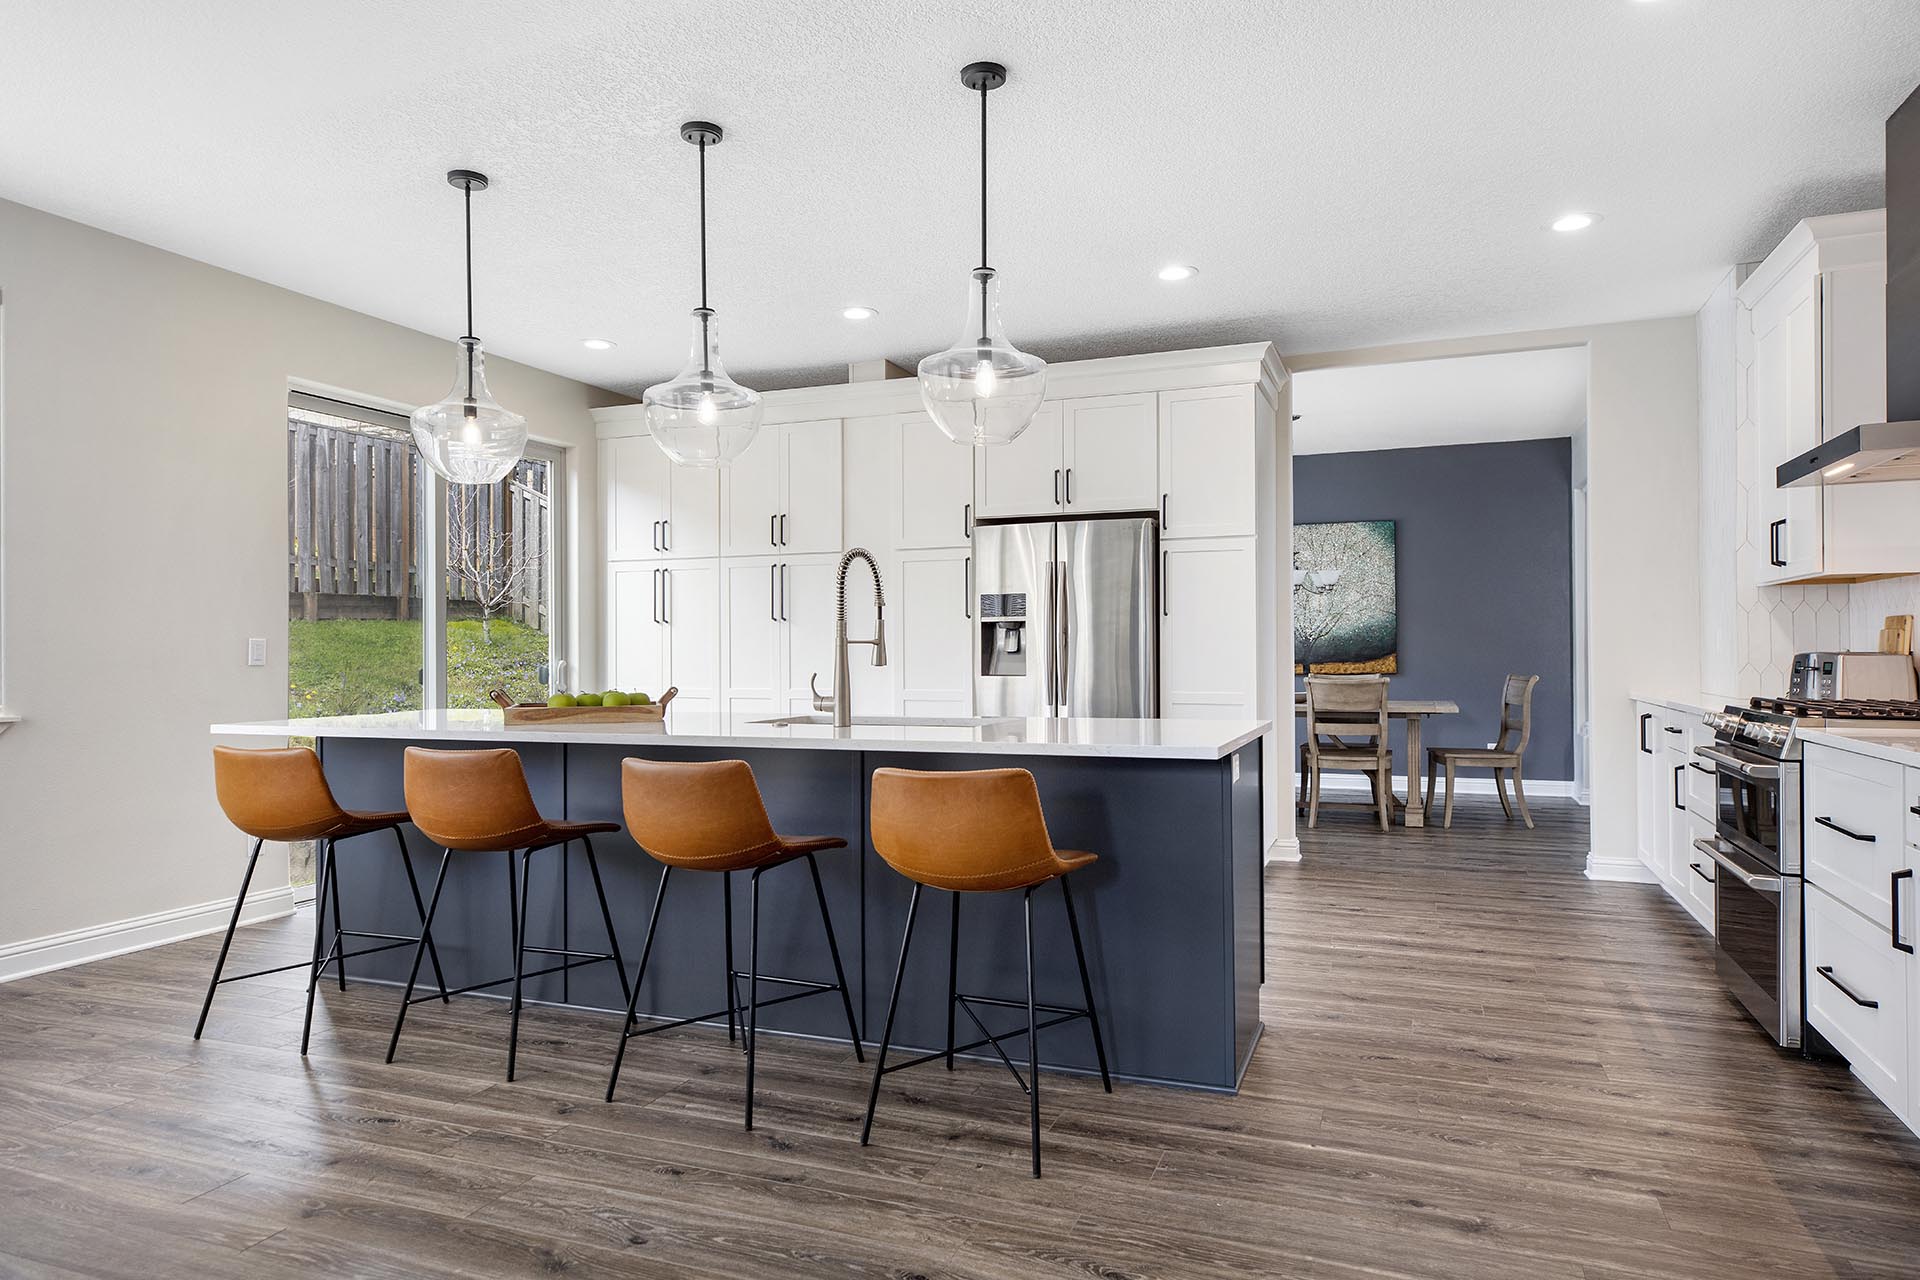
[973,513,1158,718]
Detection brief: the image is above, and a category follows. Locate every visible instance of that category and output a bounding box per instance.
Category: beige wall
[1288,316,1702,879]
[0,196,625,968]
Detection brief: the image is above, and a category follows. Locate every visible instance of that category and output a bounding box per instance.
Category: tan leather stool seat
[213,745,408,842]
[868,766,1096,892]
[403,746,619,851]
[620,758,847,871]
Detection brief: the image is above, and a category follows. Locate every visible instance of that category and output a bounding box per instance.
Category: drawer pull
[1813,816,1876,843]
[1665,726,1683,735]
[1895,868,1914,956]
[1688,861,1714,884]
[1688,761,1716,776]
[1815,965,1879,1009]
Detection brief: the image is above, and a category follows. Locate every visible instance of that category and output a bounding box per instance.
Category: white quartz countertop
[1798,726,1920,769]
[209,710,1273,762]
[1632,692,1740,717]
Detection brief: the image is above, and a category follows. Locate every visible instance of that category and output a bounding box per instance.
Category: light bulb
[974,359,997,397]
[461,402,481,445]
[697,392,720,426]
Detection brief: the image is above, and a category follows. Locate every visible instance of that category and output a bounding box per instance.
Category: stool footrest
[622,974,847,1041]
[222,939,418,984]
[523,945,616,960]
[406,953,615,1005]
[338,929,425,944]
[881,1011,1084,1079]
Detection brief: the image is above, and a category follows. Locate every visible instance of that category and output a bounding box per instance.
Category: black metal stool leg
[328,839,347,991]
[721,871,737,1043]
[861,883,922,1146]
[1059,875,1111,1092]
[945,891,961,1070]
[507,849,530,1081]
[606,866,671,1102]
[1024,886,1041,1178]
[386,850,450,1063]
[300,838,337,1055]
[805,853,864,1062]
[580,837,632,1010]
[745,866,762,1130]
[193,837,264,1040]
[393,826,449,1002]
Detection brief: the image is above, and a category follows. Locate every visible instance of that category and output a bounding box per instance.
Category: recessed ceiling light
[1157,264,1198,282]
[1551,212,1598,233]
[842,306,878,321]
[582,338,616,350]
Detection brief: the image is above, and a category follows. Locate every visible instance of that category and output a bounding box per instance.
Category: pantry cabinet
[1739,210,1920,584]
[722,419,843,557]
[603,433,720,561]
[973,392,1160,520]
[606,559,720,715]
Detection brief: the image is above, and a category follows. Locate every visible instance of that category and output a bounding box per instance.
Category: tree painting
[1293,520,1397,673]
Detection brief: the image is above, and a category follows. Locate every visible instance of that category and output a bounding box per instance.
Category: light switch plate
[247,637,267,667]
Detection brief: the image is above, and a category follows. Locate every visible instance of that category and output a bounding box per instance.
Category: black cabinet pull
[1688,761,1716,776]
[779,513,788,546]
[1816,965,1878,1009]
[1665,725,1683,734]
[964,503,972,538]
[770,563,778,622]
[1160,492,1169,528]
[1689,861,1715,884]
[662,519,670,552]
[1813,815,1875,843]
[1910,803,1920,818]
[652,520,663,553]
[661,568,670,625]
[780,563,788,622]
[653,568,664,624]
[1639,712,1652,754]
[1894,868,1914,955]
[1053,469,1061,505]
[769,514,777,548]
[1672,764,1685,811]
[1768,519,1786,568]
[1065,468,1073,504]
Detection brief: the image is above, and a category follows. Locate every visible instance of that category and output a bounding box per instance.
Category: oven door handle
[1694,837,1783,893]
[1694,744,1780,780]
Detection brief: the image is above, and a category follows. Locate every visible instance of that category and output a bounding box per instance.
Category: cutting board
[1877,615,1914,656]
[489,687,675,727]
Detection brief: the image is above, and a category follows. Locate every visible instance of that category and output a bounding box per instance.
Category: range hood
[1779,82,1920,489]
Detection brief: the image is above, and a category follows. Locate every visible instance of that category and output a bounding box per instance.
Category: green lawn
[289,617,550,717]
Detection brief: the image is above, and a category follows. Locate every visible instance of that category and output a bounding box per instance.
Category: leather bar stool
[607,758,863,1130]
[201,745,448,1054]
[862,767,1111,1178]
[387,747,631,1081]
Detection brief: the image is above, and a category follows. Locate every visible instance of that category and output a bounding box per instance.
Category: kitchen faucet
[811,548,888,727]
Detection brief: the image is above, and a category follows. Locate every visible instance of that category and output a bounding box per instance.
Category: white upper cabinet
[603,434,719,561]
[974,401,1065,519]
[607,563,668,694]
[721,556,782,720]
[898,415,976,549]
[722,419,843,558]
[1063,393,1159,513]
[1160,386,1256,540]
[1741,211,1919,584]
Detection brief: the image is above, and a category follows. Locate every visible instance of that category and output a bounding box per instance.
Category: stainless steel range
[1695,696,1920,1047]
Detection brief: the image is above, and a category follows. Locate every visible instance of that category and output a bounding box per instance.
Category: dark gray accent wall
[1293,438,1576,781]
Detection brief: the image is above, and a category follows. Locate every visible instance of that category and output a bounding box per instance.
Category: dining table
[1293,693,1461,827]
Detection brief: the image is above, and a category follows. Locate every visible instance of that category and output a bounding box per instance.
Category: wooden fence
[288,415,549,629]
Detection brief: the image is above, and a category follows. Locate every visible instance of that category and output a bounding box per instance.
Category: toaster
[1788,651,1919,701]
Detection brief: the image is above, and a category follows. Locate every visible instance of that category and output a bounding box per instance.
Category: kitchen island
[210,710,1270,1091]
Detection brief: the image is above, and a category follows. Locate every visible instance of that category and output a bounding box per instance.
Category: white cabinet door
[1161,538,1255,718]
[1753,278,1824,583]
[1804,744,1907,924]
[1681,812,1717,930]
[781,420,843,555]
[607,563,666,695]
[1635,706,1668,875]
[722,557,782,719]
[661,561,720,715]
[1807,881,1911,1120]
[604,437,669,560]
[974,401,1063,519]
[1160,387,1255,539]
[664,466,720,560]
[722,429,784,557]
[781,556,842,714]
[898,414,975,550]
[896,548,974,717]
[1064,393,1158,514]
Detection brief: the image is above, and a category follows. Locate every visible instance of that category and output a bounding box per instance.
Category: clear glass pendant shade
[918,268,1046,446]
[409,337,529,485]
[644,308,763,467]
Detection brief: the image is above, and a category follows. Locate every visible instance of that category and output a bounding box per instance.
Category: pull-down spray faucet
[810,548,887,727]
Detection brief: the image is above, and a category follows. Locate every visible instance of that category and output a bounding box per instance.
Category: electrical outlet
[247,637,267,667]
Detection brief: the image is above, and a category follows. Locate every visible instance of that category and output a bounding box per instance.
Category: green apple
[632,691,652,706]
[603,691,630,707]
[576,692,603,707]
[546,693,577,708]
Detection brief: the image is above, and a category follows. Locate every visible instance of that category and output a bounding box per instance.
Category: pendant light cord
[463,181,475,340]
[978,84,989,271]
[698,139,710,312]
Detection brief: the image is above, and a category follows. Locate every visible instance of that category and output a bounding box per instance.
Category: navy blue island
[211,710,1270,1092]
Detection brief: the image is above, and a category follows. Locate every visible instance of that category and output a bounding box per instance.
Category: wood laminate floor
[4,798,1920,1278]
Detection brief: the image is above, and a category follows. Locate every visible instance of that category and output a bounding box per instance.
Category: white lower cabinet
[607,559,719,714]
[1807,880,1911,1119]
[722,557,783,721]
[722,554,848,719]
[894,548,973,717]
[1631,701,1714,933]
[1635,704,1669,875]
[1681,811,1716,930]
[1162,538,1256,719]
[781,555,842,715]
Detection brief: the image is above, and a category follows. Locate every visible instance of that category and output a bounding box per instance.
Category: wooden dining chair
[1299,675,1392,832]
[1425,674,1540,829]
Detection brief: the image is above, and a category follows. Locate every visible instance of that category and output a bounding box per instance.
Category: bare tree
[446,484,542,644]
[1293,522,1396,671]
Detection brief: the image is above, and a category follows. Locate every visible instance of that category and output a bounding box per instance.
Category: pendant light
[918,62,1046,447]
[409,169,528,486]
[644,121,763,467]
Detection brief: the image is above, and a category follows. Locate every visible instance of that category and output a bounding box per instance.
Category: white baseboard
[0,887,297,984]
[1304,773,1578,800]
[1584,851,1657,883]
[1265,837,1301,864]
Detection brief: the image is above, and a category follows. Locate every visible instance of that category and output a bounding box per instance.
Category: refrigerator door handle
[1057,559,1070,714]
[1046,558,1058,710]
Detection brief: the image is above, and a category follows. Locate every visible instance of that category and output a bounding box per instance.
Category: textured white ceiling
[2,1,1917,396]
[1291,347,1587,456]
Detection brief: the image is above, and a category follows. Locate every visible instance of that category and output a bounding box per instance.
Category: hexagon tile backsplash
[1735,574,1920,698]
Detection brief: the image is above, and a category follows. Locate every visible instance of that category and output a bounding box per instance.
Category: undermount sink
[751,714,1020,729]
